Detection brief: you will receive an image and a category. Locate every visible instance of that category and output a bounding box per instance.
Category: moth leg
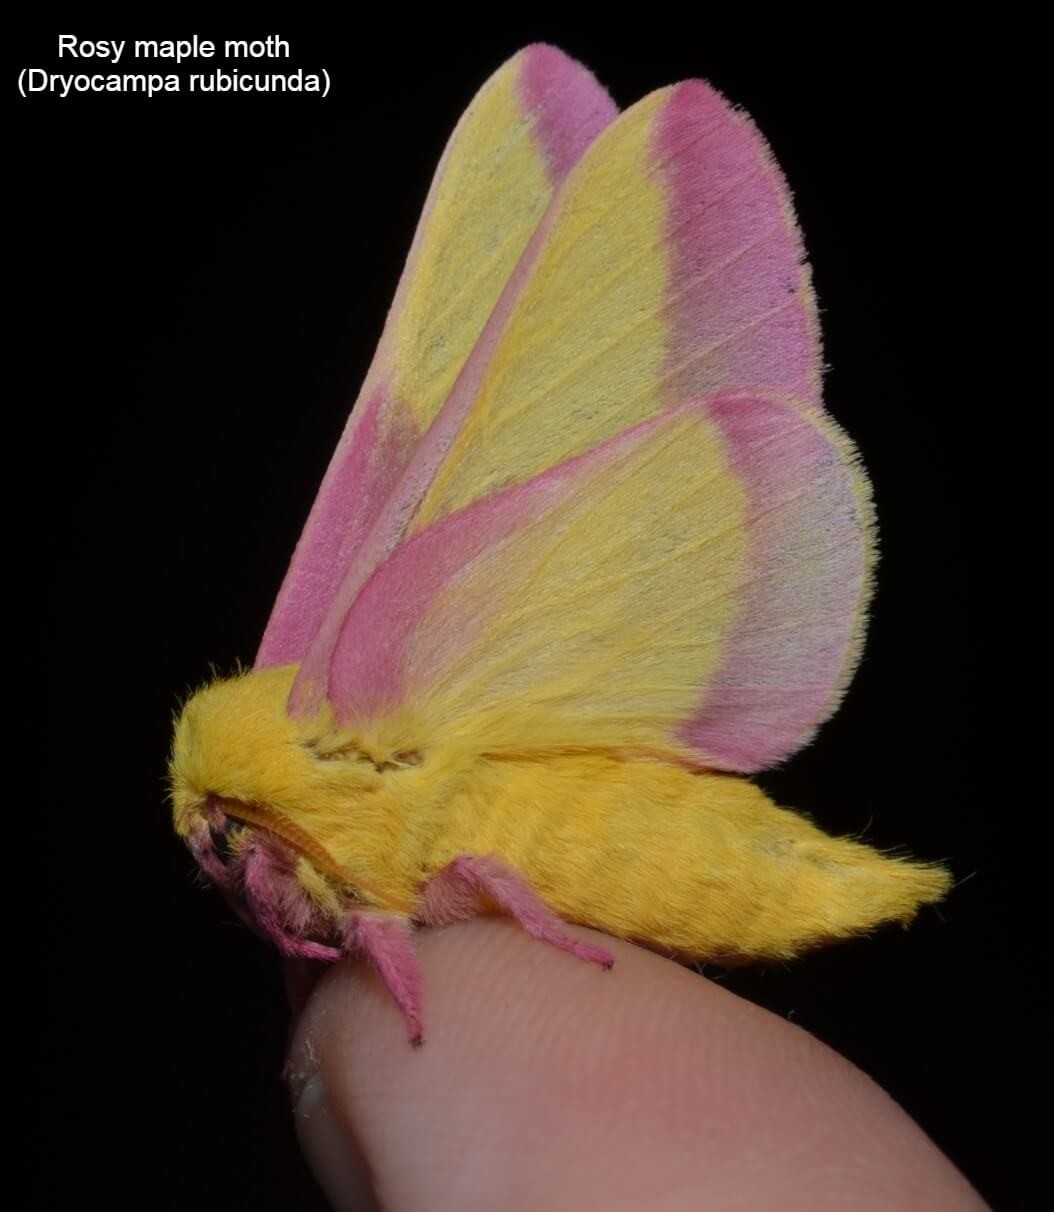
[342,911,425,1046]
[420,853,615,969]
[241,840,341,962]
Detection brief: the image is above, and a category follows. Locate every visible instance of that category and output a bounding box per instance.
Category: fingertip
[288,919,986,1212]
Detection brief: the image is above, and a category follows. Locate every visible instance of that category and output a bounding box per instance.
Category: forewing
[411,78,821,530]
[256,45,615,668]
[329,393,872,772]
[293,77,823,712]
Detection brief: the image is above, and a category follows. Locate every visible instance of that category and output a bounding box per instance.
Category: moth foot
[566,938,617,969]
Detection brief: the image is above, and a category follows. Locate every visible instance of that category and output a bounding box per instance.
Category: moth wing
[330,391,873,773]
[292,79,832,716]
[298,72,871,769]
[256,45,616,667]
[410,77,824,532]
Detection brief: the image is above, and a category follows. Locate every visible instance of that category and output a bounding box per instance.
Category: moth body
[172,666,948,965]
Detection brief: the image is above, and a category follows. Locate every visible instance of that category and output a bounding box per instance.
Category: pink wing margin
[656,79,822,409]
[255,46,616,670]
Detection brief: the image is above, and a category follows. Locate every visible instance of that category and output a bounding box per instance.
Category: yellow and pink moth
[169,45,950,1044]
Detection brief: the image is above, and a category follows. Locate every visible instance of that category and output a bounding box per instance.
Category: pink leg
[343,912,425,1046]
[419,854,615,970]
[242,841,341,962]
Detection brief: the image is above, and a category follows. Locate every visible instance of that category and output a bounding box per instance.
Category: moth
[170,45,950,1044]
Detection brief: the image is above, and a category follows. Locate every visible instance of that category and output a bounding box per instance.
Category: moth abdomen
[423,753,950,962]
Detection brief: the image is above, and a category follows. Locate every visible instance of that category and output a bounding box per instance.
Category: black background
[16,12,1026,1211]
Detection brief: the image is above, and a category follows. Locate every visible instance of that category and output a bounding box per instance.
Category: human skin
[286,919,987,1212]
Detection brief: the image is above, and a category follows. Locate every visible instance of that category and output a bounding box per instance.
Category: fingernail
[295,1074,378,1212]
[284,991,323,1108]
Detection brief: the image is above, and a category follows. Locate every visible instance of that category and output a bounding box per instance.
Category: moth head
[168,664,402,957]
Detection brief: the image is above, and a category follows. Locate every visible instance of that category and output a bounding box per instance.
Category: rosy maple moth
[169,44,951,1044]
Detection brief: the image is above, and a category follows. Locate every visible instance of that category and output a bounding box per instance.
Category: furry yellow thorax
[168,666,457,910]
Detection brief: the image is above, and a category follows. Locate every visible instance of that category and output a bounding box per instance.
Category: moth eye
[208,815,244,863]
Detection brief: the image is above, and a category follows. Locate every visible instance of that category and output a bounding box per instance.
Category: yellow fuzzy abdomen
[424,754,950,961]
